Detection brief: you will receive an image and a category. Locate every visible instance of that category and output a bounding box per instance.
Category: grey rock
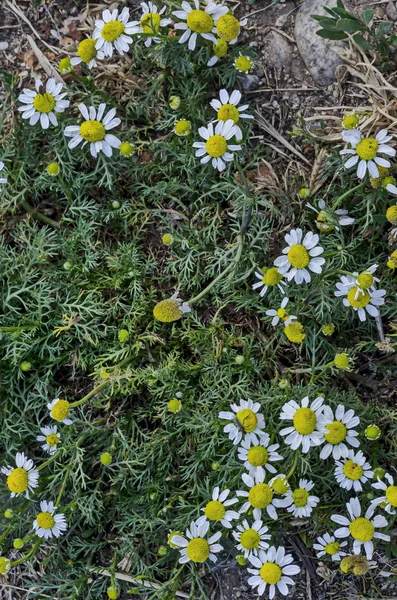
[0,42,9,51]
[238,74,260,91]
[295,0,345,86]
[386,1,397,20]
[265,30,294,69]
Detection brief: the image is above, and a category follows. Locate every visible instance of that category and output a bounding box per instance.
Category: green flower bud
[4,509,13,519]
[13,538,24,549]
[211,461,220,471]
[236,554,248,566]
[63,261,73,270]
[234,355,245,365]
[100,452,112,466]
[299,188,311,198]
[373,467,385,480]
[118,329,129,343]
[0,557,11,575]
[112,200,121,209]
[107,586,119,600]
[158,545,167,556]
[20,361,32,372]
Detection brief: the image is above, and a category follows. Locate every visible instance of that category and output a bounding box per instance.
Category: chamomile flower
[319,404,360,460]
[216,13,247,44]
[33,501,67,539]
[93,8,135,57]
[234,53,254,72]
[153,292,191,322]
[64,103,121,159]
[371,473,397,515]
[36,425,61,455]
[266,297,296,327]
[173,0,228,51]
[209,89,253,141]
[129,2,172,47]
[207,38,228,66]
[334,275,386,322]
[0,161,7,185]
[197,487,240,529]
[331,497,390,559]
[339,265,380,297]
[47,398,73,425]
[238,434,283,476]
[306,199,355,232]
[269,474,290,496]
[1,453,39,498]
[232,519,271,557]
[193,119,241,172]
[313,533,348,561]
[71,38,105,69]
[172,519,223,564]
[247,546,300,599]
[340,129,395,179]
[334,450,373,492]
[252,267,286,297]
[18,78,69,129]
[218,398,266,445]
[279,396,325,454]
[285,479,319,518]
[274,229,325,284]
[237,469,291,521]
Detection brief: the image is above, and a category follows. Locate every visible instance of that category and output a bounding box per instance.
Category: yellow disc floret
[240,528,260,549]
[287,244,310,268]
[174,119,191,136]
[342,114,359,129]
[271,477,289,495]
[247,446,268,467]
[186,537,210,562]
[234,55,253,72]
[334,353,350,370]
[355,138,378,161]
[217,104,240,124]
[7,468,28,494]
[33,93,56,113]
[101,21,125,42]
[357,272,373,289]
[120,142,134,156]
[36,511,55,530]
[347,287,370,309]
[140,12,161,33]
[205,135,227,158]
[51,399,70,421]
[248,483,273,508]
[77,38,97,63]
[343,460,364,481]
[284,322,305,343]
[216,14,240,41]
[292,488,309,507]
[213,39,228,57]
[236,408,258,433]
[259,562,282,584]
[386,205,397,225]
[277,307,289,321]
[186,10,213,33]
[386,485,397,507]
[45,433,60,447]
[322,323,335,336]
[365,424,381,440]
[293,407,317,435]
[349,517,374,542]
[47,162,60,176]
[324,421,347,444]
[262,267,282,286]
[80,120,106,143]
[205,500,226,521]
[324,541,340,555]
[153,299,182,322]
[167,399,182,413]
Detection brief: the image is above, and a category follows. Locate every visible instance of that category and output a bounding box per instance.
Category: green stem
[311,361,334,384]
[331,182,364,211]
[286,451,299,480]
[20,199,60,229]
[37,452,60,471]
[0,324,39,332]
[56,466,71,505]
[10,538,41,567]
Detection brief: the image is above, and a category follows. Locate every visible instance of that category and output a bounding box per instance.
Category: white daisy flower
[172,519,223,564]
[252,267,286,297]
[0,161,7,185]
[371,473,397,515]
[247,546,300,599]
[285,479,319,518]
[274,228,325,285]
[18,78,69,129]
[313,532,348,561]
[196,487,240,529]
[279,396,325,454]
[36,425,61,455]
[334,450,373,492]
[216,12,247,45]
[266,297,297,328]
[340,129,395,179]
[93,8,136,57]
[128,2,172,47]
[193,119,241,172]
[47,398,73,425]
[172,0,228,51]
[306,199,355,232]
[331,497,390,559]
[1,452,39,498]
[64,103,121,159]
[334,275,386,322]
[207,38,228,67]
[218,398,266,446]
[319,404,360,460]
[232,519,271,558]
[209,89,253,141]
[33,500,67,539]
[269,474,290,496]
[71,38,105,69]
[336,265,379,297]
[237,469,291,521]
[237,434,283,476]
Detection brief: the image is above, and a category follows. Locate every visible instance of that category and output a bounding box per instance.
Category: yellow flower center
[271,477,289,494]
[59,57,72,73]
[205,134,227,158]
[140,12,161,33]
[0,558,11,575]
[101,20,125,42]
[167,399,182,413]
[247,446,268,467]
[293,407,316,435]
[47,162,60,176]
[236,408,258,433]
[120,142,134,156]
[322,323,335,336]
[386,485,397,507]
[36,511,55,529]
[287,244,310,268]
[324,541,340,555]
[334,354,350,370]
[216,14,240,41]
[284,322,305,343]
[262,267,282,286]
[186,538,210,562]
[213,39,228,57]
[77,38,97,63]
[386,205,397,225]
[186,9,214,33]
[342,114,359,129]
[153,299,182,323]
[51,399,70,422]
[217,103,240,124]
[80,120,106,143]
[45,433,60,447]
[174,119,191,136]
[7,468,28,494]
[204,500,225,521]
[357,272,374,289]
[349,517,374,542]
[33,93,56,113]
[277,307,289,321]
[365,425,380,440]
[235,55,253,72]
[240,528,260,549]
[355,137,378,161]
[248,483,273,509]
[292,488,309,507]
[343,459,364,481]
[324,420,347,444]
[347,288,370,309]
[259,562,282,584]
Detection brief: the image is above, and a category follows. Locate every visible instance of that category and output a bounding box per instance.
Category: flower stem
[286,450,299,480]
[331,182,364,211]
[20,199,60,229]
[10,538,41,567]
